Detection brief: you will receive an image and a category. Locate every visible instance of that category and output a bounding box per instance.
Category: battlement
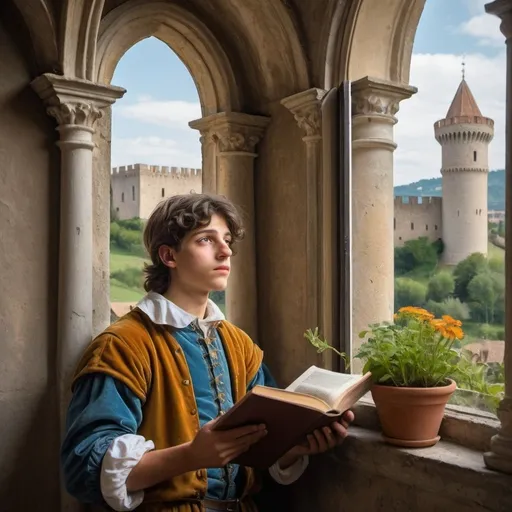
[394,195,442,206]
[111,163,202,179]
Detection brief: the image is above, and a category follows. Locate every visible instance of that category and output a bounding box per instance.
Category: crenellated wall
[394,195,443,246]
[111,163,202,219]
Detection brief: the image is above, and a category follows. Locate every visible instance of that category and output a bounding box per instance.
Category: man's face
[167,213,233,294]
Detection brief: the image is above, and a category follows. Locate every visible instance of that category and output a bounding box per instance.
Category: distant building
[489,210,505,224]
[111,163,202,220]
[395,77,494,265]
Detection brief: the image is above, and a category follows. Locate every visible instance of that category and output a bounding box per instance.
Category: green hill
[394,169,505,210]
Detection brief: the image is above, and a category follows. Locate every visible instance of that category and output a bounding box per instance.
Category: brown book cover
[213,367,372,469]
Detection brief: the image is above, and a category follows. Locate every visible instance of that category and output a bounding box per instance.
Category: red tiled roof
[446,79,483,119]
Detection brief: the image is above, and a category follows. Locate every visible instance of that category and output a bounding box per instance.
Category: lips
[214,266,230,272]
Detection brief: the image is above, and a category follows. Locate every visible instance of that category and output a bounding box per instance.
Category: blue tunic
[61,322,276,506]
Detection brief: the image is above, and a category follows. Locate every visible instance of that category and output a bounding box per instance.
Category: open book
[213,366,372,469]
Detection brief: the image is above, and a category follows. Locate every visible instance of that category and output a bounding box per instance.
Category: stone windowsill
[342,399,512,510]
[340,426,512,511]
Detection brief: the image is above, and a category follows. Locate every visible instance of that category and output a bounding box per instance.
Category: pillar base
[484,399,512,474]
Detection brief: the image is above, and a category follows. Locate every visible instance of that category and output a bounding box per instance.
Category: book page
[285,366,363,409]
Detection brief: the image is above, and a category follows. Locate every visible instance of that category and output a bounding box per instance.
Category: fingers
[322,427,338,450]
[217,427,267,453]
[343,409,355,423]
[218,430,267,464]
[306,433,320,453]
[221,423,266,440]
[331,421,349,440]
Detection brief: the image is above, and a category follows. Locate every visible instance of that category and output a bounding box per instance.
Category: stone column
[198,132,217,193]
[281,89,332,363]
[483,0,512,474]
[31,74,125,508]
[191,113,269,341]
[350,77,416,372]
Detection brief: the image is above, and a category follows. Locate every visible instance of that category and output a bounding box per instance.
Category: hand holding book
[213,366,371,468]
[277,410,355,469]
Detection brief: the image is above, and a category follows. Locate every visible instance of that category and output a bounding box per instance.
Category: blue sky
[111,0,505,185]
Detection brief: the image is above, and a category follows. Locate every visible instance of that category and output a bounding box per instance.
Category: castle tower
[434,77,494,265]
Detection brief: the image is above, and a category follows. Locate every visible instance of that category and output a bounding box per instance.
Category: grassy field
[488,240,505,260]
[110,249,149,272]
[110,248,147,302]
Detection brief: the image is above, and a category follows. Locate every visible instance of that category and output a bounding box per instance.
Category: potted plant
[305,306,465,447]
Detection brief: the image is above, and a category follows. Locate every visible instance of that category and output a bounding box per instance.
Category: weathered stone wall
[110,165,141,220]
[139,165,202,219]
[94,107,114,334]
[111,164,202,220]
[255,101,313,386]
[394,195,442,246]
[0,15,60,510]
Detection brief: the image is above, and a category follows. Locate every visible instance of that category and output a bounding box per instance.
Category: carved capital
[31,73,125,128]
[190,112,270,154]
[351,77,416,118]
[47,102,103,127]
[486,1,512,40]
[281,88,327,139]
[213,131,262,153]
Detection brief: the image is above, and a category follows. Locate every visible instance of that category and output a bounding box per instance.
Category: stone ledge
[341,426,512,511]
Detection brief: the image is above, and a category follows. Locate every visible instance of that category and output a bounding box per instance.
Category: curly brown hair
[143,193,245,294]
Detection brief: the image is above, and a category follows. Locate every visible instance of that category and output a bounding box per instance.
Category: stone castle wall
[394,196,442,246]
[111,163,202,220]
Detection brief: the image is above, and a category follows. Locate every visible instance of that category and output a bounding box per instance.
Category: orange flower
[441,315,462,327]
[397,306,434,321]
[431,318,464,340]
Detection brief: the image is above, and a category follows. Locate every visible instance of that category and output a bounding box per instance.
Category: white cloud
[111,136,202,168]
[459,13,503,46]
[394,51,506,185]
[116,97,202,129]
[112,96,202,168]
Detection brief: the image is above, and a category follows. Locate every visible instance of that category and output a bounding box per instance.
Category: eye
[198,236,212,243]
[225,238,233,246]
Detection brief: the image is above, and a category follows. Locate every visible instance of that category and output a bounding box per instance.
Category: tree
[426,297,470,321]
[395,237,439,276]
[395,278,427,310]
[468,273,496,324]
[427,271,454,302]
[453,253,487,302]
[488,257,504,275]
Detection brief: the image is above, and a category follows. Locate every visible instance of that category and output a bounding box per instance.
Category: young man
[61,193,354,512]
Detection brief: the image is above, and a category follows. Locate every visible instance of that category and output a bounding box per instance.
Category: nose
[218,240,232,257]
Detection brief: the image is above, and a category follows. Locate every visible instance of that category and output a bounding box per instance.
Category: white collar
[136,291,225,329]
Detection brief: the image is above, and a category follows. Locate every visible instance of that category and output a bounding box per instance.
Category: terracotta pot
[371,379,457,448]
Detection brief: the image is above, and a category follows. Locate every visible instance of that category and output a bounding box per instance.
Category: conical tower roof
[445,79,482,119]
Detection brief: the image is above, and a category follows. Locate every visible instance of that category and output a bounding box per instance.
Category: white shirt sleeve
[268,455,309,485]
[100,434,155,511]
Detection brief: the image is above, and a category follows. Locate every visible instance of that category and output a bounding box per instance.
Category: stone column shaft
[484,0,512,474]
[350,77,416,372]
[190,113,269,341]
[199,133,217,193]
[282,88,330,365]
[31,74,125,510]
[56,124,95,386]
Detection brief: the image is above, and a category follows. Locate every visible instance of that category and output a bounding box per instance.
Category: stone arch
[95,0,241,114]
[95,0,309,114]
[324,0,426,87]
[10,0,59,73]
